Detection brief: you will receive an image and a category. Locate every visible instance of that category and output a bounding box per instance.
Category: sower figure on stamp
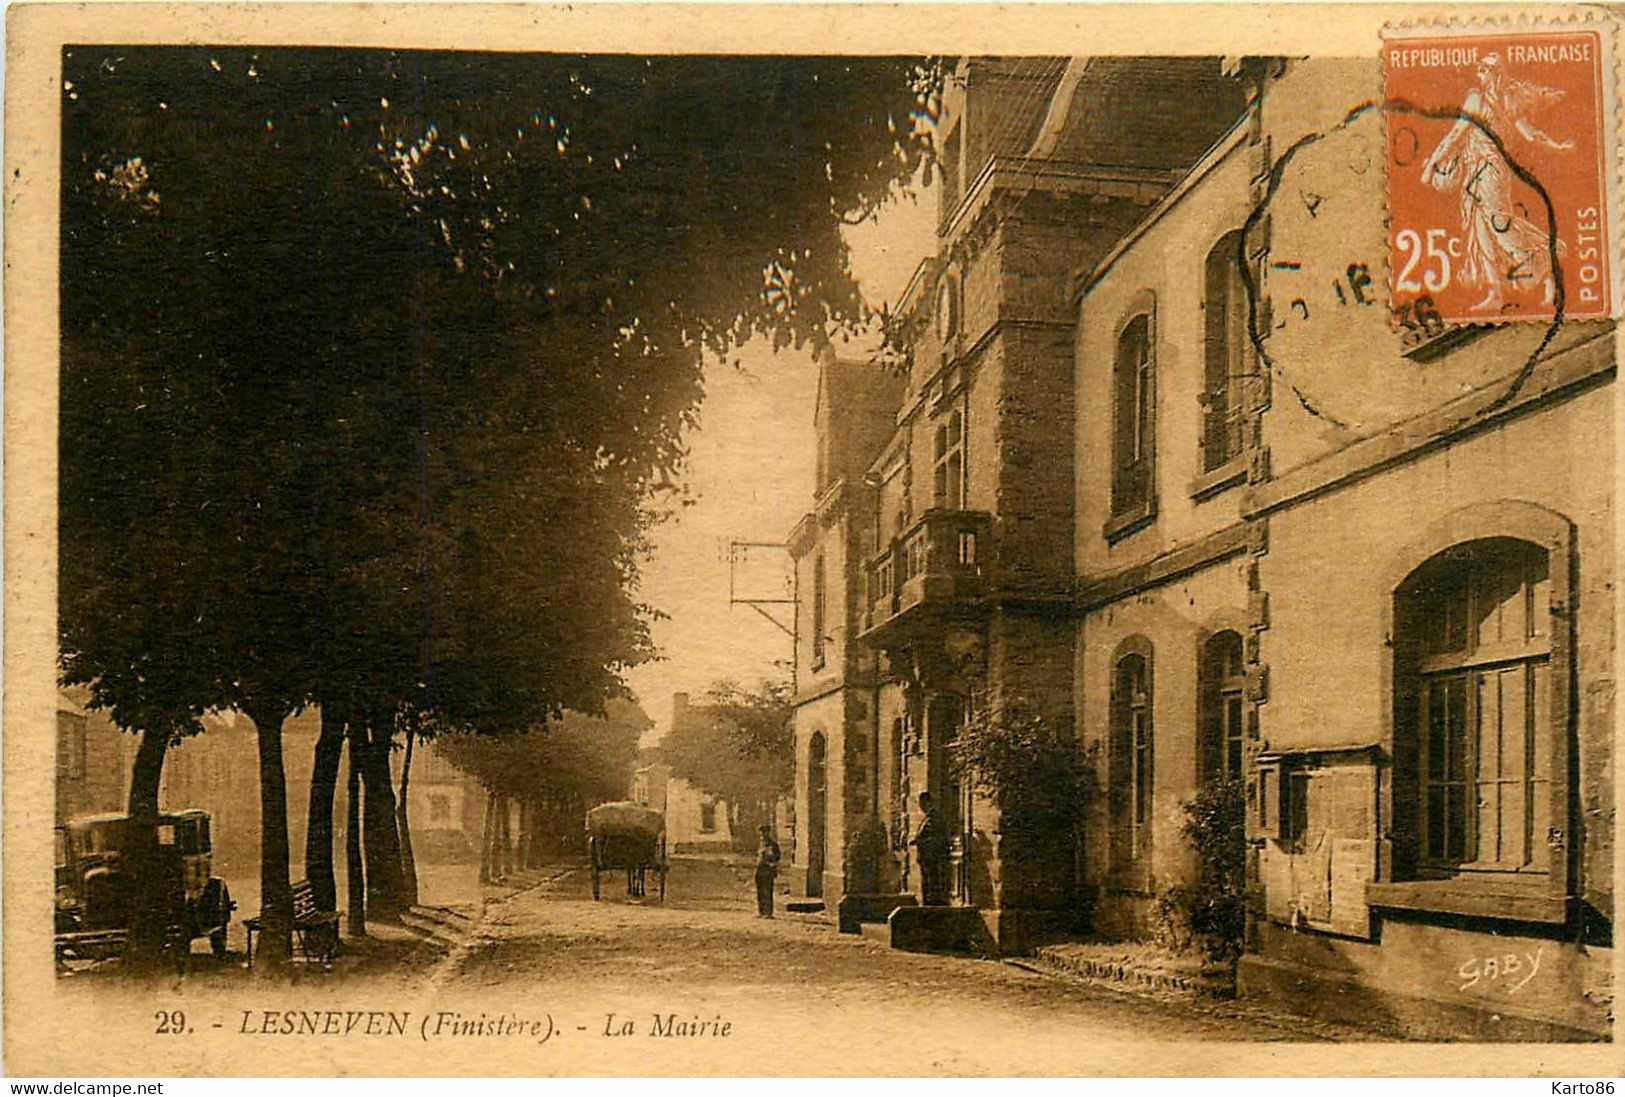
[911,791,952,906]
[1420,52,1573,313]
[754,824,781,918]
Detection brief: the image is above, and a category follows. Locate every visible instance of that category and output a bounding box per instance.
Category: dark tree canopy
[58,49,936,735]
[435,700,651,803]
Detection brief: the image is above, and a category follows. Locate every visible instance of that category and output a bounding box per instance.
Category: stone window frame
[1108,634,1156,887]
[810,552,827,671]
[932,405,965,510]
[1197,626,1248,786]
[1200,228,1249,477]
[1368,500,1576,925]
[1405,540,1552,873]
[1105,292,1159,540]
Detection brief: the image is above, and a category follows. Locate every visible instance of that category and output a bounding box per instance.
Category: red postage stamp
[1384,24,1616,325]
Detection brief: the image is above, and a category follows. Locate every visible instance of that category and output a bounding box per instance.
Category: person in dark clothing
[911,791,951,906]
[755,824,781,918]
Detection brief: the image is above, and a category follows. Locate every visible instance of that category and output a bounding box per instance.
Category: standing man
[754,823,781,918]
[911,791,950,906]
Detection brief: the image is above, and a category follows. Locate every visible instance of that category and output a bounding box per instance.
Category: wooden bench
[244,879,341,968]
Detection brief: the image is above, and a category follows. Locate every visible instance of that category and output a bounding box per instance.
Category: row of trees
[434,700,649,880]
[59,48,937,968]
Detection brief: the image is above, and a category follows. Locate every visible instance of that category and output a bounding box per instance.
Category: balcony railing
[863,509,992,637]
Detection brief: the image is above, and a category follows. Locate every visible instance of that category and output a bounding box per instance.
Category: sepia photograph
[4,2,1621,1078]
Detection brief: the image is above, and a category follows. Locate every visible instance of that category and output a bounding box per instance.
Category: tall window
[1111,313,1156,521]
[1199,630,1246,784]
[940,124,962,214]
[56,711,86,780]
[811,554,827,667]
[427,792,453,826]
[1397,538,1552,874]
[699,799,717,833]
[1202,231,1248,471]
[933,409,964,509]
[1110,646,1154,873]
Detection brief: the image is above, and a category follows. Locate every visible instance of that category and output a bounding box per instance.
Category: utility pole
[725,538,798,691]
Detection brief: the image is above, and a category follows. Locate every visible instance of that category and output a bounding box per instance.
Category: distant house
[631,755,734,854]
[392,739,485,863]
[55,689,128,823]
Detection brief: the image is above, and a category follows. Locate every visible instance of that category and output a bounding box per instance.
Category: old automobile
[55,809,235,962]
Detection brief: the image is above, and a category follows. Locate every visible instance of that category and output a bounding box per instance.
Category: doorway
[807,732,827,897]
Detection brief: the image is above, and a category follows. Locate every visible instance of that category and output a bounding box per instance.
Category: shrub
[1167,777,1247,961]
[843,814,894,894]
[952,699,1089,842]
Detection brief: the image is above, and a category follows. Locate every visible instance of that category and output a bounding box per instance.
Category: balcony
[861,509,992,641]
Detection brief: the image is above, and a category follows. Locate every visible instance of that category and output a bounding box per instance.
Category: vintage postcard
[5,2,1623,1079]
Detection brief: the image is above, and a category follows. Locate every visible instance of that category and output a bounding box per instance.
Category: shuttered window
[1400,539,1552,873]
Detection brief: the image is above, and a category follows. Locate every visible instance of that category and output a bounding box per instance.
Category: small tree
[842,814,894,895]
[1155,778,1247,962]
[954,698,1089,843]
[660,680,792,844]
[952,697,1092,915]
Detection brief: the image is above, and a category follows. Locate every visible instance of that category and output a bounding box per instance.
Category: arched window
[1395,538,1552,874]
[1110,644,1154,872]
[1111,311,1156,525]
[811,553,827,668]
[807,732,829,896]
[1199,630,1246,784]
[1202,230,1247,472]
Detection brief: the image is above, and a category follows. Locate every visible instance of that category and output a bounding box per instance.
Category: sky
[624,180,937,742]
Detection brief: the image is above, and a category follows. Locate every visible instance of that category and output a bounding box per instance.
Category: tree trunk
[345,730,366,937]
[305,707,345,912]
[358,722,407,921]
[479,790,496,885]
[526,799,542,868]
[245,702,294,970]
[491,793,503,880]
[516,799,533,869]
[499,794,514,879]
[395,727,419,908]
[122,728,171,972]
[501,795,515,878]
[127,727,169,815]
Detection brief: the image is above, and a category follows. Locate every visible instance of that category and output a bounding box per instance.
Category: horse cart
[585,801,667,901]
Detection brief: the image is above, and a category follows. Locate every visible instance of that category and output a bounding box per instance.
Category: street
[403,856,1389,1074]
[49,853,1412,1076]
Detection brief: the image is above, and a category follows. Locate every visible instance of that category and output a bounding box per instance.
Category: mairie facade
[791,53,1614,1040]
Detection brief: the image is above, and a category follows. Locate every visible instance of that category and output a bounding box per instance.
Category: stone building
[1073,56,1613,1038]
[1072,70,1261,942]
[55,689,129,823]
[788,354,906,900]
[632,759,735,854]
[1230,58,1613,1040]
[800,52,1613,1039]
[793,57,1248,949]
